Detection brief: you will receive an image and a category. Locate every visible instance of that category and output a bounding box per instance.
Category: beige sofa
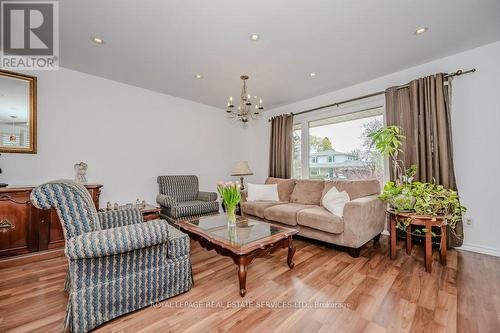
[241,177,386,257]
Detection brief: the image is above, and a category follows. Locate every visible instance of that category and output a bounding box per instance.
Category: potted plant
[217,181,241,225]
[369,126,416,211]
[369,126,466,234]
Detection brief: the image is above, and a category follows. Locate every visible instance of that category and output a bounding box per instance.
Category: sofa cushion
[247,183,280,202]
[171,200,219,218]
[241,201,287,219]
[264,203,313,226]
[322,188,350,217]
[322,179,380,201]
[290,180,325,205]
[265,178,296,202]
[297,206,344,234]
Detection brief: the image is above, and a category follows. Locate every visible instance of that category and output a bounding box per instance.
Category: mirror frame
[0,70,37,154]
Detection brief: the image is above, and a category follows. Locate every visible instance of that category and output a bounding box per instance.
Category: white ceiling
[59,0,500,110]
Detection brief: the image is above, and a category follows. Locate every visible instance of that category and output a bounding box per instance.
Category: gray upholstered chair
[156,175,219,223]
[30,180,192,333]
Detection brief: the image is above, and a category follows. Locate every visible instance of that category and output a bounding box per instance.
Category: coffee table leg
[287,236,296,269]
[238,258,247,297]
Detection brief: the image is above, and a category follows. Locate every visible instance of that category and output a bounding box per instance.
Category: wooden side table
[103,204,161,222]
[388,209,447,273]
[140,204,161,221]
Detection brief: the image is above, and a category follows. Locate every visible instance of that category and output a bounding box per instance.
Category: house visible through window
[292,124,302,179]
[292,107,385,184]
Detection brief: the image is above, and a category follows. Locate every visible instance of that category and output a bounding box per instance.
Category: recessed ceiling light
[91,36,104,44]
[414,27,429,36]
[310,72,317,77]
[195,74,203,79]
[249,34,260,41]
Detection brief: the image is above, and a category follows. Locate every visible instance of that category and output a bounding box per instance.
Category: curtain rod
[268,68,476,121]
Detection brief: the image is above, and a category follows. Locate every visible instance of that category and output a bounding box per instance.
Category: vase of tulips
[217,181,241,225]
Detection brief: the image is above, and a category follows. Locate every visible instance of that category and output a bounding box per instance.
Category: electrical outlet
[465,217,473,228]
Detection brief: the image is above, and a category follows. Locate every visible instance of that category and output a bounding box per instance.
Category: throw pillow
[247,183,280,202]
[322,186,350,217]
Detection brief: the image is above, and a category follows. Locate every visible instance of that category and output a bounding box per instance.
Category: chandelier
[225,75,264,123]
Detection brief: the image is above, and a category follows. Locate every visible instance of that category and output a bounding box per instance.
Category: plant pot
[389,194,415,211]
[226,204,237,225]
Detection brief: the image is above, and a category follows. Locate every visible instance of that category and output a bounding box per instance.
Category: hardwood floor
[1,236,499,333]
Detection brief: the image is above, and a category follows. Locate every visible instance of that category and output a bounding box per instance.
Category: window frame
[292,96,387,181]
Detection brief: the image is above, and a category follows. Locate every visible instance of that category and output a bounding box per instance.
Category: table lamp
[231,161,253,190]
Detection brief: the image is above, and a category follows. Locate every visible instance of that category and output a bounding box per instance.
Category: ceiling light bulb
[249,34,260,41]
[91,37,104,44]
[195,74,203,79]
[414,27,429,35]
[310,72,317,77]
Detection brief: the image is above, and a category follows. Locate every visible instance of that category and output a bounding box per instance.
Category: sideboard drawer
[0,190,37,258]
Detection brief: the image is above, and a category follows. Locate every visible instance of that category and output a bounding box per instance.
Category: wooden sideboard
[0,184,102,260]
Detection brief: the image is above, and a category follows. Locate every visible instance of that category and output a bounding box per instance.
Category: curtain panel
[269,114,294,179]
[385,73,463,246]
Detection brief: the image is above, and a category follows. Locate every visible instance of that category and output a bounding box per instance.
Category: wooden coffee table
[177,214,298,297]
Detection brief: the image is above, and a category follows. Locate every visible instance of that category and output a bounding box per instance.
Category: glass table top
[185,214,291,247]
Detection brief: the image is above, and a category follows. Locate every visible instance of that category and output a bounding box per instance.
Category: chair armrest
[156,194,177,208]
[66,219,169,259]
[342,195,387,247]
[98,208,143,229]
[197,191,218,202]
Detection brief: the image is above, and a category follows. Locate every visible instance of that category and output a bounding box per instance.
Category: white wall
[0,68,245,205]
[244,41,500,255]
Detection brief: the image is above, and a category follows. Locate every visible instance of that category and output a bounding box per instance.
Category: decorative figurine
[107,201,112,210]
[113,202,119,210]
[74,162,88,184]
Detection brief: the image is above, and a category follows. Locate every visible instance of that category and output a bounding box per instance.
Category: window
[292,124,302,179]
[300,107,385,182]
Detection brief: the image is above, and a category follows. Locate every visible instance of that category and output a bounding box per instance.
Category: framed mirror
[0,70,37,154]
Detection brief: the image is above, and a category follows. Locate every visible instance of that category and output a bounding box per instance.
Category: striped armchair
[30,180,192,333]
[156,175,219,223]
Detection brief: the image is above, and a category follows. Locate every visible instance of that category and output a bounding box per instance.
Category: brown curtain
[269,114,294,178]
[386,73,463,246]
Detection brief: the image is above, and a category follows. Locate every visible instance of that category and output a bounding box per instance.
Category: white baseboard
[459,244,500,257]
[381,230,390,236]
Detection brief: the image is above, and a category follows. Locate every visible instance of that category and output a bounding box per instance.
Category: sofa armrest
[66,219,169,259]
[342,195,387,247]
[98,208,144,229]
[156,194,177,208]
[197,191,218,202]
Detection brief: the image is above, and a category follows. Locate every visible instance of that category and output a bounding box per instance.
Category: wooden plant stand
[388,209,447,273]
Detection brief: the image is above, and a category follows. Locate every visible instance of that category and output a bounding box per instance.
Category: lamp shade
[231,161,254,176]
